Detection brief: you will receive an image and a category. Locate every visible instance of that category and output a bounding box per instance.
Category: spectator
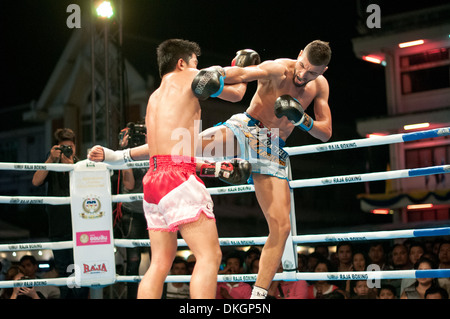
[186,254,196,275]
[391,244,411,270]
[425,286,449,299]
[345,251,369,295]
[307,258,338,299]
[1,265,24,299]
[297,253,308,272]
[19,255,60,299]
[386,243,410,297]
[401,257,439,299]
[31,128,89,299]
[351,251,369,271]
[267,263,308,299]
[377,284,397,299]
[163,257,190,299]
[350,280,376,299]
[335,242,352,290]
[243,247,261,273]
[115,123,149,299]
[368,242,392,270]
[336,242,353,272]
[10,270,44,299]
[306,252,322,272]
[400,241,425,295]
[246,256,260,288]
[409,241,425,266]
[437,241,450,296]
[432,238,444,256]
[249,257,260,275]
[216,251,251,299]
[314,245,330,260]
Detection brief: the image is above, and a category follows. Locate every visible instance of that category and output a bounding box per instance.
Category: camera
[118,122,146,148]
[56,145,73,158]
[19,276,33,289]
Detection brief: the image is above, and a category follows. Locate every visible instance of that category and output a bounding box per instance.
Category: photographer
[32,128,88,299]
[115,122,148,299]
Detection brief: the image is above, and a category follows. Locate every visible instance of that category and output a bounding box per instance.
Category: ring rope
[1,268,449,289]
[113,226,450,248]
[2,226,447,252]
[116,269,450,284]
[1,127,448,174]
[284,127,450,156]
[0,162,74,172]
[0,195,70,205]
[289,164,450,189]
[0,241,73,252]
[1,164,448,204]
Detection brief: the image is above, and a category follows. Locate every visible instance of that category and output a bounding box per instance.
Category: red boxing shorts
[143,155,215,232]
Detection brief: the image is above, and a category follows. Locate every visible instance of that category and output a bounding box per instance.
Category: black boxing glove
[200,158,251,185]
[191,66,226,100]
[231,49,261,67]
[274,95,314,131]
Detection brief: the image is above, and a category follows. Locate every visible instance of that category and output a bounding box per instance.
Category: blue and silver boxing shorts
[221,112,289,180]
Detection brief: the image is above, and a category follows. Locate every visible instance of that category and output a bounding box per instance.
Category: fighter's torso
[146,69,201,157]
[246,59,322,141]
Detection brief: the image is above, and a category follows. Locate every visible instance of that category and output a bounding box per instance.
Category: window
[400,47,450,94]
[407,208,450,223]
[405,143,449,169]
[404,140,450,223]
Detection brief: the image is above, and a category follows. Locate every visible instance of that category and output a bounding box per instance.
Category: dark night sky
[0,0,445,113]
[0,0,381,112]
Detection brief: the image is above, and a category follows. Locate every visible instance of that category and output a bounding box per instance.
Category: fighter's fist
[274,95,314,131]
[88,145,105,162]
[88,146,133,165]
[231,49,261,67]
[191,66,226,100]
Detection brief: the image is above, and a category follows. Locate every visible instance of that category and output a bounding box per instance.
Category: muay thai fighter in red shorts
[88,39,250,299]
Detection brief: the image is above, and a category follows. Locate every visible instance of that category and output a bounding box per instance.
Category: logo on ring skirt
[81,196,104,219]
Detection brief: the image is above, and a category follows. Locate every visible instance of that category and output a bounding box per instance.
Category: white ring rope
[1,226,448,252]
[1,269,450,289]
[113,226,450,248]
[1,127,446,173]
[0,196,70,205]
[0,241,73,252]
[284,127,450,156]
[116,269,450,284]
[0,162,74,172]
[1,163,447,204]
[1,126,449,289]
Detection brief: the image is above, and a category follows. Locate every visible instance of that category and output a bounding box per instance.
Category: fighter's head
[157,39,201,78]
[293,40,331,87]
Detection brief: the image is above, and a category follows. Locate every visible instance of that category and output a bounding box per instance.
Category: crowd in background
[164,237,450,299]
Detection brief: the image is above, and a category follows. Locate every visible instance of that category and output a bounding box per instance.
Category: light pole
[90,0,124,148]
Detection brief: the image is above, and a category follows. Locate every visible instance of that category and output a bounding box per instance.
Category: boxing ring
[1,127,450,294]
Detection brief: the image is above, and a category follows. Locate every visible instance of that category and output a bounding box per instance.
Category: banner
[70,160,116,287]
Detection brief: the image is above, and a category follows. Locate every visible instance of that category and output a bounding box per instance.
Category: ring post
[69,160,116,292]
[281,159,298,278]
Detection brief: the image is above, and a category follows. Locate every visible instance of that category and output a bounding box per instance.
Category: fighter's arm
[223,60,286,84]
[121,169,135,190]
[88,144,149,163]
[212,61,285,102]
[309,77,332,142]
[217,83,248,103]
